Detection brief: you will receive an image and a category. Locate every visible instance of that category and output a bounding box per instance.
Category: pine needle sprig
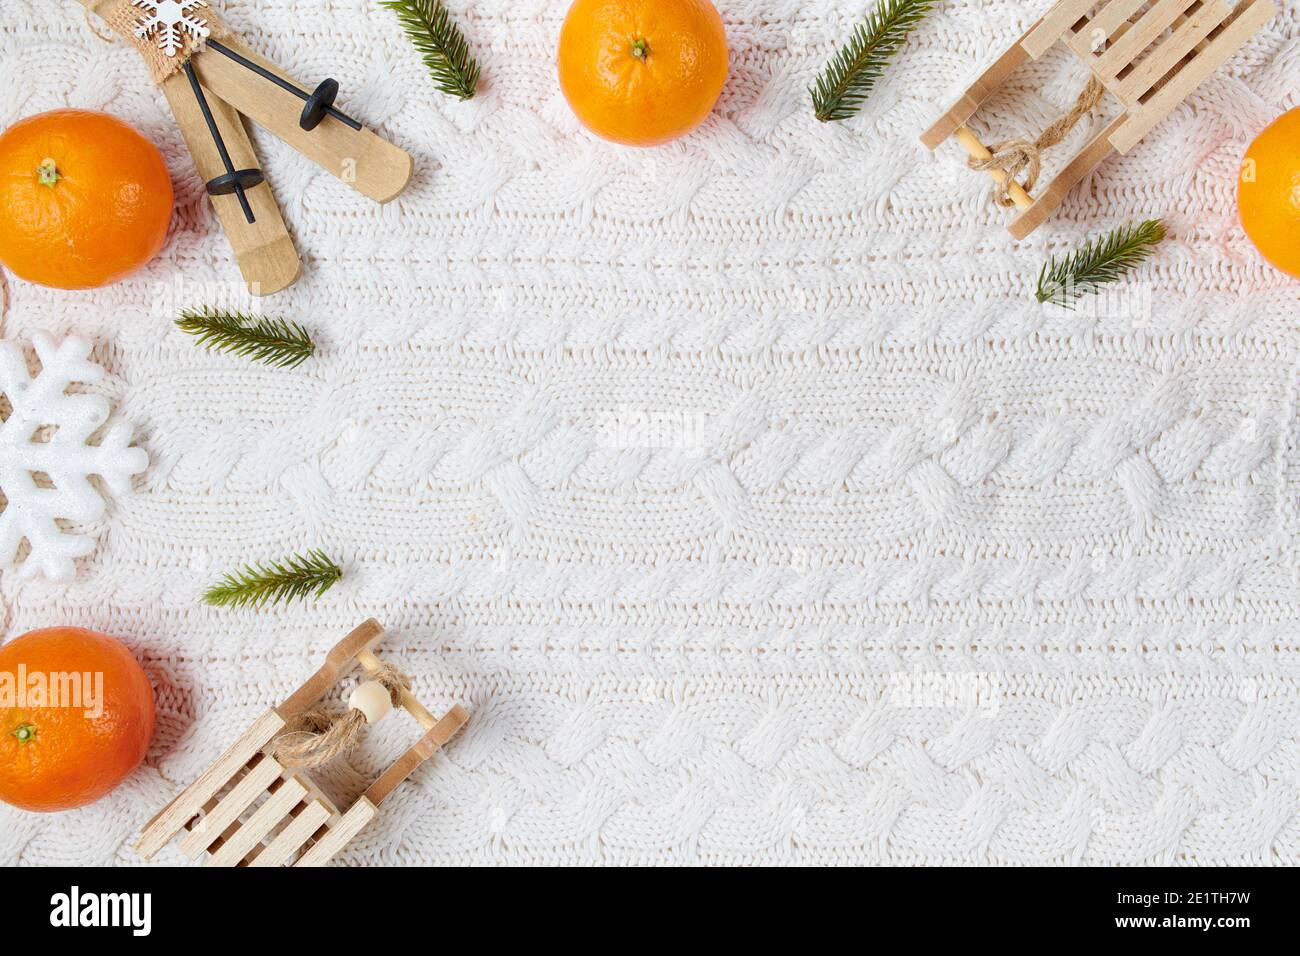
[1036,219,1167,307]
[177,307,316,369]
[381,0,480,101]
[203,550,343,609]
[811,0,939,123]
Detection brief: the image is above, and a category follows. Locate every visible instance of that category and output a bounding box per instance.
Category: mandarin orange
[558,0,729,147]
[0,109,173,290]
[1239,107,1300,279]
[0,627,155,812]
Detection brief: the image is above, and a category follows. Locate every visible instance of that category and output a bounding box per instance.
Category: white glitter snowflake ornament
[0,334,149,583]
[133,0,210,58]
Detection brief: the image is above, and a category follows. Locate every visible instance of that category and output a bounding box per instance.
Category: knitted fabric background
[1,0,1298,865]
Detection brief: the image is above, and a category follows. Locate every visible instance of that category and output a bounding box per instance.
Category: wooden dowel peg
[356,648,439,730]
[953,127,1035,210]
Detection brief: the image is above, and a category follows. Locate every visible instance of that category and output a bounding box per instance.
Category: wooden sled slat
[136,709,285,860]
[1083,0,1149,47]
[294,799,380,868]
[1110,0,1276,153]
[206,776,308,867]
[1113,0,1236,104]
[250,798,334,868]
[1093,0,1202,83]
[1023,0,1099,58]
[179,754,284,858]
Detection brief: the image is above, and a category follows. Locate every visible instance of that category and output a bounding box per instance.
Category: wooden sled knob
[349,680,393,723]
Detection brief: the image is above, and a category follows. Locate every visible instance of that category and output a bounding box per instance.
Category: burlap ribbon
[83,0,232,84]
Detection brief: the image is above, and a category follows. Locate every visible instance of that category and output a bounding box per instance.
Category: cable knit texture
[1,0,1298,865]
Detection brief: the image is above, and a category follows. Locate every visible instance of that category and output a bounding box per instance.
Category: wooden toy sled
[922,0,1276,238]
[137,620,468,867]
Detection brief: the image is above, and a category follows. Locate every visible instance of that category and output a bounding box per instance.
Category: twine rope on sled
[968,76,1106,206]
[270,663,411,769]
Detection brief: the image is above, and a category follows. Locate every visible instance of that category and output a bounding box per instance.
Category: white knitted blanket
[1,0,1298,865]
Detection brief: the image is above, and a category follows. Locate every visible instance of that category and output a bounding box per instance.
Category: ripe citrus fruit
[0,627,155,812]
[1238,107,1300,279]
[0,109,173,290]
[558,0,729,147]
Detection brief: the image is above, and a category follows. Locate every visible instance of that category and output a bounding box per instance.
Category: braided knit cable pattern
[1,0,1298,865]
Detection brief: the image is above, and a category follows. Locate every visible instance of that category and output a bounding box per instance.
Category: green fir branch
[177,307,315,369]
[203,550,343,609]
[1036,219,1167,307]
[811,0,939,123]
[381,0,480,101]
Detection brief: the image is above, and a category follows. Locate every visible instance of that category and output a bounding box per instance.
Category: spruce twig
[811,0,939,123]
[1036,219,1167,307]
[176,308,316,369]
[203,550,343,609]
[381,0,480,101]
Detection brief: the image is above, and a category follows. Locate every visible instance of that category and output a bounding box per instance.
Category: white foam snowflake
[0,334,149,583]
[133,0,210,58]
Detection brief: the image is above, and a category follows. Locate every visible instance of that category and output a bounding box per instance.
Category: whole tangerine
[0,627,155,813]
[558,0,729,147]
[1239,107,1300,279]
[0,109,174,290]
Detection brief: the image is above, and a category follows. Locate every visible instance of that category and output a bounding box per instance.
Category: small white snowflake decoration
[0,334,149,583]
[133,0,210,58]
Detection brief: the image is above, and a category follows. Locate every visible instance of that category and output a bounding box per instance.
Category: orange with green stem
[0,628,155,813]
[0,109,173,290]
[558,0,729,147]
